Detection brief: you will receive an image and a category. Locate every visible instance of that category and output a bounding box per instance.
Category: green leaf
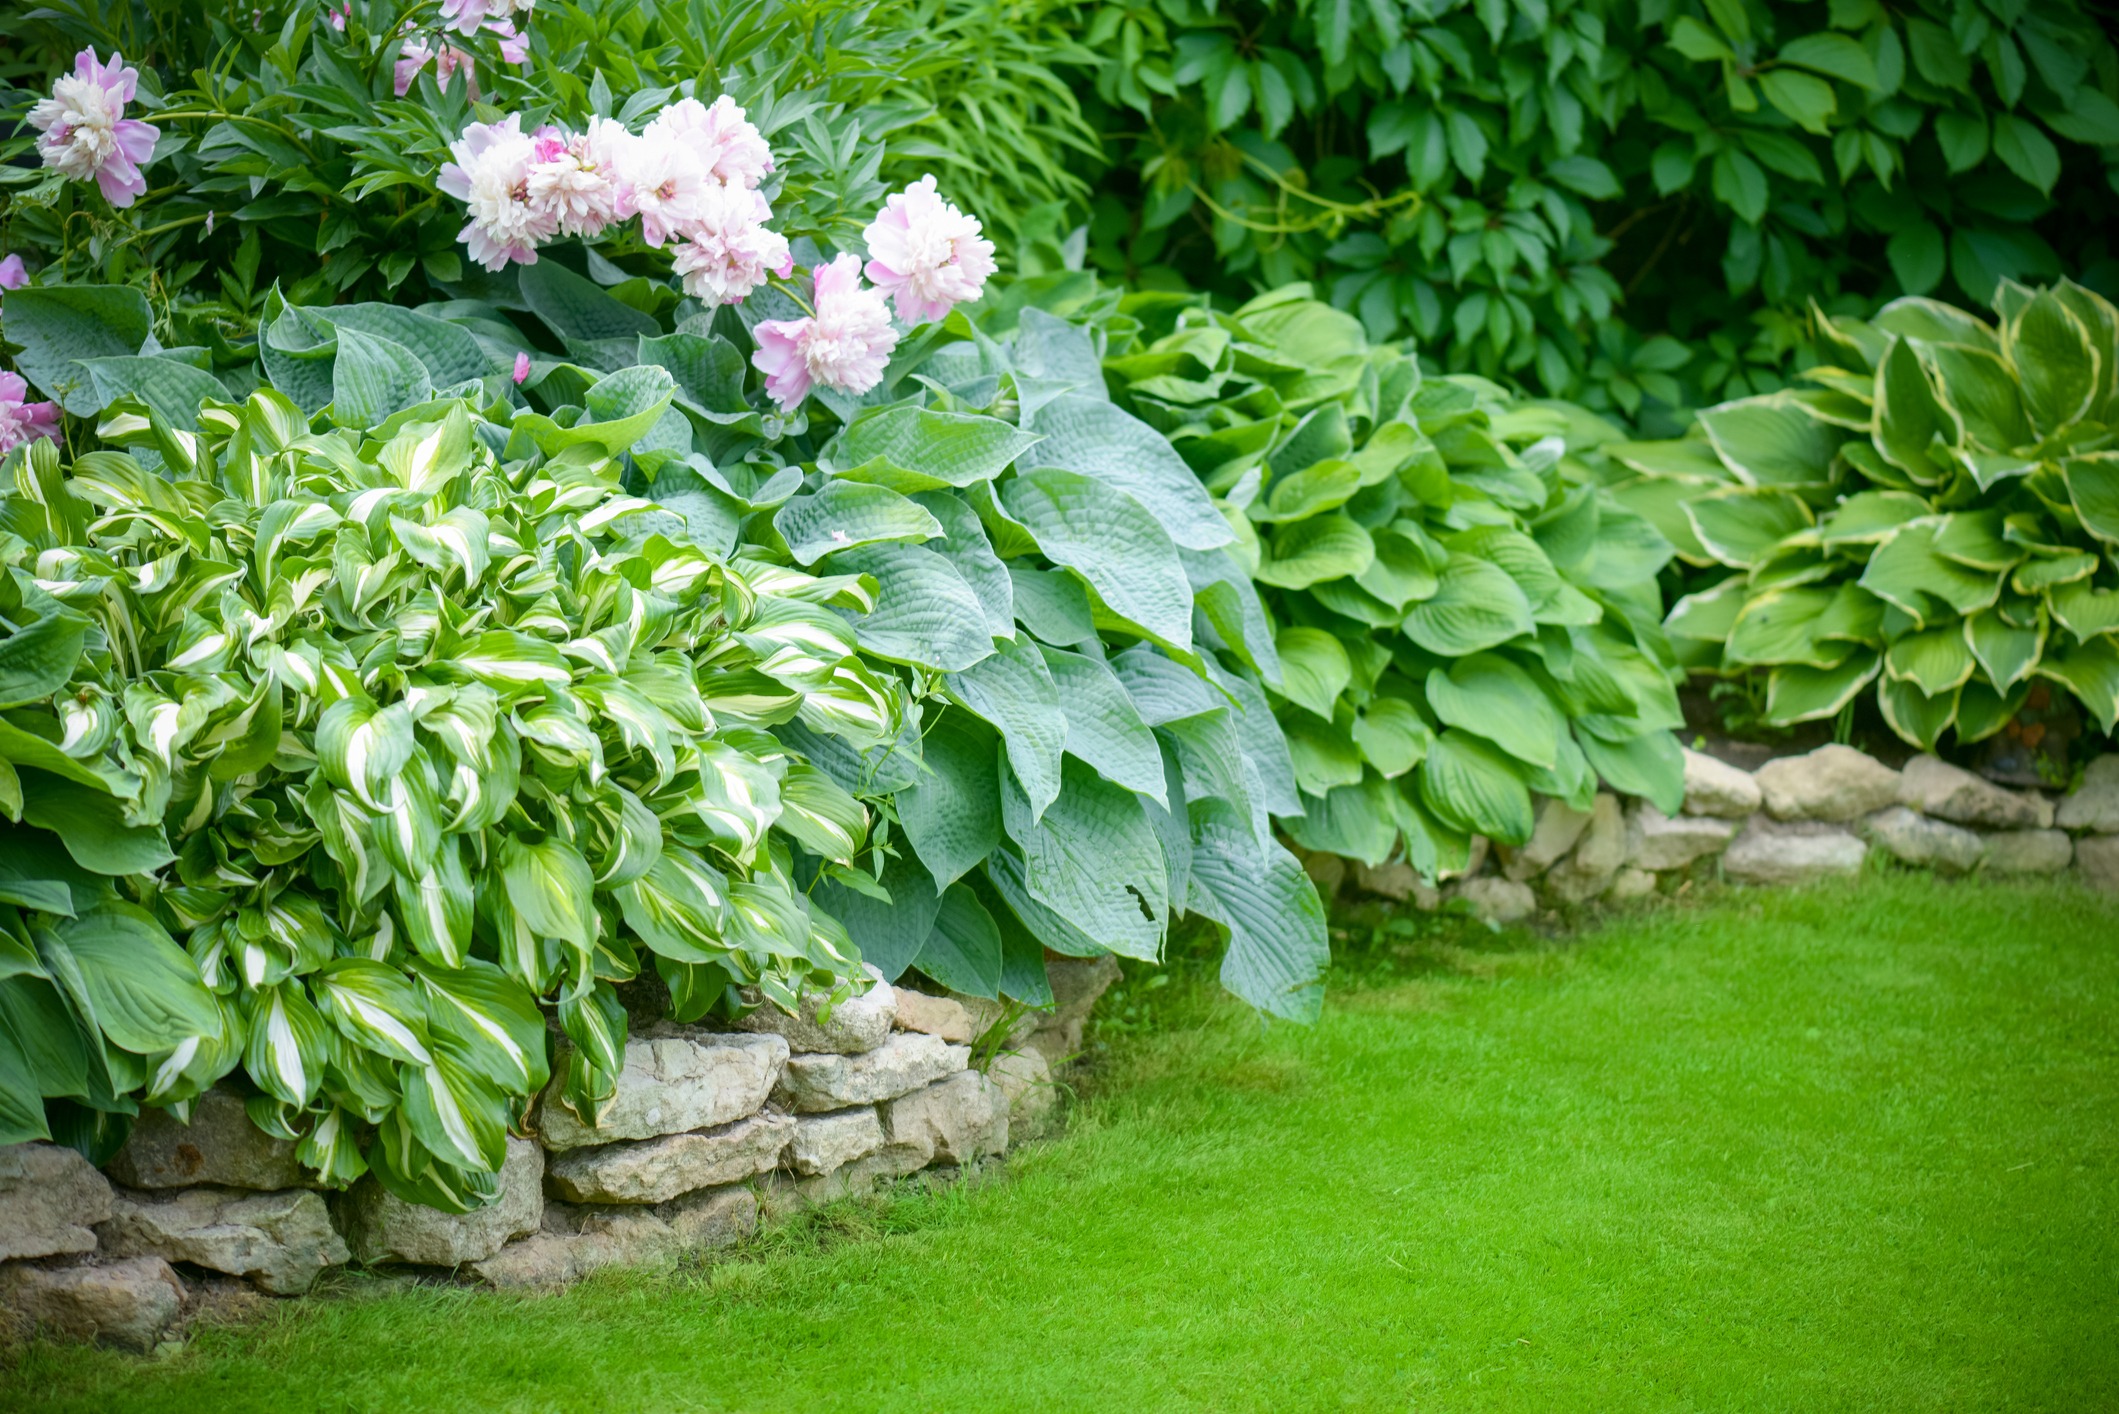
[1760,68,1837,134]
[2065,453,2119,545]
[897,707,1004,890]
[2037,635,2119,733]
[944,636,1067,822]
[411,958,550,1095]
[1402,554,1535,654]
[18,774,173,876]
[80,357,230,432]
[2,285,152,414]
[2011,297,2099,436]
[1887,224,1946,297]
[1000,467,1194,650]
[35,903,219,1057]
[501,835,598,956]
[838,407,1042,487]
[1040,646,1168,805]
[1683,488,1814,567]
[1991,114,2060,196]
[0,613,87,710]
[1933,112,1988,173]
[1426,654,1563,769]
[1274,628,1353,719]
[400,1051,508,1174]
[825,542,994,673]
[1352,698,1433,778]
[776,482,944,567]
[1711,149,1770,224]
[1418,729,1534,845]
[814,849,939,982]
[1576,728,1685,816]
[331,327,434,429]
[519,259,661,342]
[1026,394,1232,552]
[1256,514,1375,589]
[1000,758,1167,961]
[912,883,1005,998]
[1189,802,1326,1023]
[1697,396,1840,486]
[241,981,330,1107]
[1885,623,1976,695]
[1779,32,1878,88]
[311,960,432,1066]
[1765,650,1881,723]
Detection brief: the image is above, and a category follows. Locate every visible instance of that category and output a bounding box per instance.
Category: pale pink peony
[614,125,711,248]
[670,185,791,307]
[394,21,527,97]
[0,371,62,456]
[513,352,531,384]
[438,0,532,38]
[646,95,774,190]
[437,115,554,272]
[861,175,997,325]
[0,255,26,293]
[27,49,159,208]
[750,254,899,409]
[526,116,631,238]
[327,2,350,30]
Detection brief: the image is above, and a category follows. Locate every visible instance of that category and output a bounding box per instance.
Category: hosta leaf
[1418,729,1534,845]
[18,775,174,876]
[2050,581,2119,643]
[1255,514,1374,589]
[1351,698,1433,778]
[1967,610,2043,690]
[1874,337,1958,482]
[448,631,574,693]
[1765,650,1881,724]
[896,707,1003,889]
[2006,290,2099,435]
[1878,676,1960,750]
[1402,554,1534,655]
[1275,627,1352,719]
[1697,395,1841,485]
[411,958,549,1096]
[242,981,330,1108]
[1000,758,1168,961]
[2037,634,2119,732]
[1925,345,2031,452]
[1885,623,1976,695]
[911,882,1005,998]
[1576,728,1685,817]
[943,637,1066,823]
[2,284,153,414]
[400,1052,508,1174]
[1282,776,1401,868]
[1039,646,1168,805]
[813,849,939,982]
[332,327,434,429]
[1665,574,1750,643]
[776,762,869,863]
[1683,488,1815,568]
[311,960,433,1067]
[2064,453,2119,545]
[1818,491,1930,544]
[825,542,994,673]
[1860,521,2002,624]
[1426,653,1562,769]
[1283,712,1364,797]
[837,406,1041,486]
[999,468,1194,651]
[558,979,629,1076]
[616,848,730,964]
[913,491,1015,640]
[501,835,597,955]
[35,903,220,1057]
[1025,393,1232,551]
[775,481,944,565]
[1188,801,1326,1023]
[1726,586,1845,666]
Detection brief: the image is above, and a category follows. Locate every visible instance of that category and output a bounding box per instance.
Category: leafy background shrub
[1056,0,2119,422]
[1610,281,2119,753]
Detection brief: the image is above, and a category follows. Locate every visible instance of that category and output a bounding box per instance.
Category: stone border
[0,957,1120,1350]
[1311,747,2119,922]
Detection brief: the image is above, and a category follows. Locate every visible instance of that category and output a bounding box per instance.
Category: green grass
[7,875,2119,1412]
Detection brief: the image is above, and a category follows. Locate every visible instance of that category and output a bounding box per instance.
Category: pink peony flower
[861,175,996,325]
[437,115,554,271]
[0,255,26,293]
[0,371,62,456]
[750,254,899,409]
[513,352,531,384]
[614,125,710,248]
[670,185,791,307]
[647,95,774,191]
[327,2,350,31]
[526,116,631,238]
[27,49,159,208]
[394,21,527,97]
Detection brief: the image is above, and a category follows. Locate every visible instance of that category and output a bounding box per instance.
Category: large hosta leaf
[1417,730,1534,845]
[1039,646,1167,805]
[1000,758,1168,961]
[825,542,994,672]
[1188,802,1326,1023]
[1401,554,1534,655]
[1425,654,1561,769]
[1024,393,1232,551]
[999,468,1193,651]
[943,637,1066,822]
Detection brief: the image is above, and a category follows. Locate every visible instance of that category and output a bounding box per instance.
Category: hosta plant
[0,387,900,1207]
[1610,280,2119,748]
[1102,285,1686,877]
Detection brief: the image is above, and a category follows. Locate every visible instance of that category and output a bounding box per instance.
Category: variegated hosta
[1607,281,2119,749]
[0,391,904,1208]
[1101,287,1686,874]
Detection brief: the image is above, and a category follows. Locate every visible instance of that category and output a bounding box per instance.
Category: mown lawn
[7,874,2117,1413]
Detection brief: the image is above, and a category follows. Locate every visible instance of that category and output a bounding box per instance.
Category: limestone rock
[881,1070,1009,1167]
[1681,748,1763,818]
[1898,754,2050,829]
[101,1187,347,1295]
[1755,745,1902,822]
[892,988,981,1044]
[733,965,896,1055]
[339,1137,542,1267]
[1722,817,1867,885]
[1982,829,2073,875]
[1349,859,1419,900]
[0,1256,185,1351]
[1298,848,1346,899]
[774,1031,968,1113]
[1458,835,1491,880]
[1025,954,1122,1067]
[1544,793,1624,902]
[104,1085,311,1191]
[0,1143,111,1262]
[2078,834,2119,894]
[473,1188,756,1289]
[2056,755,2119,834]
[1625,803,1738,871]
[536,1030,787,1151]
[544,1111,793,1205]
[1502,799,1592,881]
[1607,867,1658,902]
[1861,806,1985,874]
[989,1048,1057,1135]
[1454,876,1536,924]
[785,1108,885,1177]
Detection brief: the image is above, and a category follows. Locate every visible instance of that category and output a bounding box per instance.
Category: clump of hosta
[26,48,159,207]
[1612,280,2119,749]
[436,85,992,411]
[0,391,904,1208]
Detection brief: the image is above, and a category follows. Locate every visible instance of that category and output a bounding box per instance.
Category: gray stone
[880,1071,1009,1167]
[1722,817,1867,885]
[785,1108,886,1176]
[1755,745,1902,822]
[989,1048,1057,1135]
[1298,848,1346,899]
[734,965,897,1055]
[1454,876,1537,924]
[1682,748,1763,818]
[101,1186,347,1295]
[0,1256,185,1351]
[1459,835,1491,880]
[0,1142,111,1262]
[2079,834,2119,893]
[774,1031,967,1113]
[1545,793,1625,902]
[104,1085,312,1192]
[2056,755,2119,833]
[1026,954,1121,1067]
[339,1137,543,1267]
[1898,754,2050,829]
[1625,802,1738,871]
[544,1111,793,1205]
[1607,867,1659,902]
[1349,859,1419,900]
[536,1029,788,1151]
[1981,829,2074,875]
[472,1188,756,1289]
[1861,806,1985,874]
[1502,799,1592,881]
[892,988,980,1044]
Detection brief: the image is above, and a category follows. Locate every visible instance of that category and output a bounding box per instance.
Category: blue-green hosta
[1101,286,1687,876]
[1608,280,2119,748]
[0,388,899,1208]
